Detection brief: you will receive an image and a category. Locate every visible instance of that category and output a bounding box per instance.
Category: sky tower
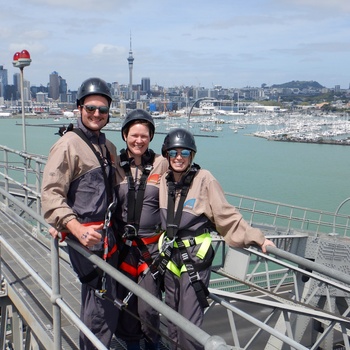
[127,32,134,99]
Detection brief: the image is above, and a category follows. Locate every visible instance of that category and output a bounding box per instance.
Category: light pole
[13,49,32,153]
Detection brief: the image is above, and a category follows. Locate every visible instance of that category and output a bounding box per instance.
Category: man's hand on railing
[49,227,67,242]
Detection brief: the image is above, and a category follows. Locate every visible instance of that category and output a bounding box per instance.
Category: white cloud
[91,44,125,56]
[2,0,350,89]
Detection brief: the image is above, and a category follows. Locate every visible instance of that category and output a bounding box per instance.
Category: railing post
[3,149,9,208]
[50,236,62,350]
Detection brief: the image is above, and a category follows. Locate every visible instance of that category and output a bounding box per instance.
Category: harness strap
[73,128,113,205]
[173,232,211,260]
[79,270,102,285]
[119,261,149,277]
[166,164,200,240]
[176,237,209,308]
[118,149,159,275]
[119,148,155,232]
[123,234,161,246]
[161,164,211,308]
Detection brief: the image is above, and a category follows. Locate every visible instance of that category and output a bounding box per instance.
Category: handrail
[3,144,350,349]
[2,144,350,237]
[225,191,350,236]
[0,186,230,349]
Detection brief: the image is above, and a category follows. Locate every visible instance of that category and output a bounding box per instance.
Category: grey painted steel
[0,231,108,350]
[246,247,350,294]
[266,245,350,286]
[209,293,309,350]
[211,288,350,325]
[51,236,62,350]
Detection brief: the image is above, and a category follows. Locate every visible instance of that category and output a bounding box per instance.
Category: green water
[1,116,349,214]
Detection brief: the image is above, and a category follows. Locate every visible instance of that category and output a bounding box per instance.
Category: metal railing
[2,144,350,238]
[225,192,350,237]
[2,145,350,349]
[0,187,230,350]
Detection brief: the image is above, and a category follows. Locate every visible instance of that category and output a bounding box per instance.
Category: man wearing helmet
[158,128,276,350]
[42,77,119,349]
[113,109,168,350]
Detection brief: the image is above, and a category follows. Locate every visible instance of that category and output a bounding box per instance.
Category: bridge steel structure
[1,145,350,350]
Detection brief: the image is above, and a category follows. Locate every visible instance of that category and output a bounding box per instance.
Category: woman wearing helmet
[42,77,119,349]
[113,109,168,350]
[158,128,275,350]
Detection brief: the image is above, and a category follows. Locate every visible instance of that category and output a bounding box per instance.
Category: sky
[1,0,350,91]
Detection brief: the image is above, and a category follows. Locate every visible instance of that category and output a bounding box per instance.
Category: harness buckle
[144,164,153,172]
[123,224,138,239]
[161,236,175,252]
[189,271,201,284]
[151,270,159,280]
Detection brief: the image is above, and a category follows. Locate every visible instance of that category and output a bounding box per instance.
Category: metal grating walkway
[0,206,82,349]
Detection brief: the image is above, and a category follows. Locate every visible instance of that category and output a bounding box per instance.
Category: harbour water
[1,115,349,215]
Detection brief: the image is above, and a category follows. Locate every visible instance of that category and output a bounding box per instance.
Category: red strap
[82,220,111,227]
[59,232,68,242]
[123,233,161,246]
[119,261,148,277]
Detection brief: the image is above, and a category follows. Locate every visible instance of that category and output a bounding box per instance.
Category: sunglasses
[82,105,109,114]
[168,149,191,158]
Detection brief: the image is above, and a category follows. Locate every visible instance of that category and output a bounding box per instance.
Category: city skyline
[1,0,350,91]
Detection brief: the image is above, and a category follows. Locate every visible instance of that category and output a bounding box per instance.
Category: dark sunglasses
[82,105,109,114]
[168,149,191,158]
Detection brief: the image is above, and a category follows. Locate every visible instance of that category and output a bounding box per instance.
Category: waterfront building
[59,78,68,102]
[141,77,150,94]
[13,73,20,100]
[49,71,60,100]
[36,92,48,103]
[23,79,31,101]
[0,66,8,99]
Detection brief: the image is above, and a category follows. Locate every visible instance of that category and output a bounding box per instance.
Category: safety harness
[118,148,160,279]
[156,164,212,308]
[59,126,117,294]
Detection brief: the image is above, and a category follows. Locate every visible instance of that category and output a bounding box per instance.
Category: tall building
[23,79,31,101]
[0,65,8,98]
[49,71,60,100]
[13,73,20,99]
[59,78,68,102]
[127,33,134,99]
[141,77,150,94]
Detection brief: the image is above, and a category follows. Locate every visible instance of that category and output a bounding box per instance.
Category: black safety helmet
[121,109,155,141]
[161,128,197,157]
[76,77,112,107]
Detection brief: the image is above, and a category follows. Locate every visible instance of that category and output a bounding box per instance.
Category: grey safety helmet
[121,109,155,141]
[76,77,112,107]
[161,128,197,157]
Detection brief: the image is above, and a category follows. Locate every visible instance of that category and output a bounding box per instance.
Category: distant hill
[270,81,324,89]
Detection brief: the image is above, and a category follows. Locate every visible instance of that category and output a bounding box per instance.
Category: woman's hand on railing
[260,238,276,253]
